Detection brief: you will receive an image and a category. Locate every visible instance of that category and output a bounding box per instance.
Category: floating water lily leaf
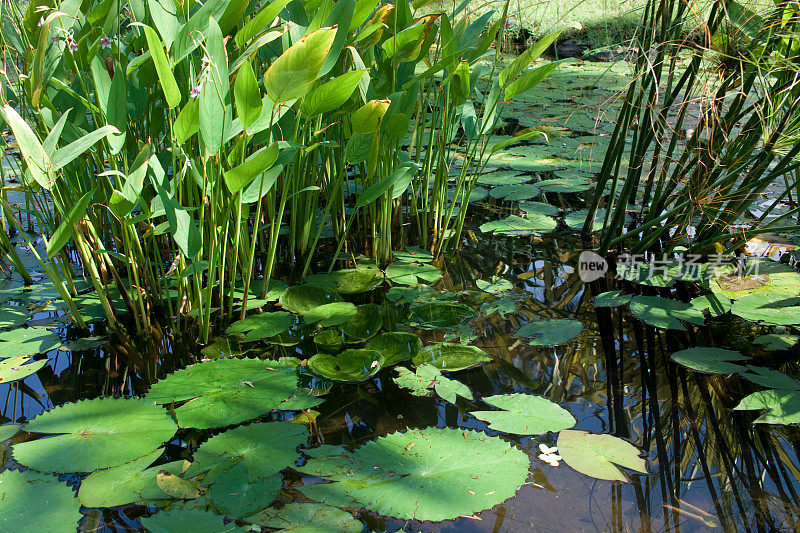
[472,394,576,435]
[476,171,529,186]
[0,307,28,328]
[157,471,201,500]
[278,389,325,411]
[412,343,491,371]
[479,215,555,235]
[481,297,518,317]
[366,332,422,365]
[145,358,298,429]
[393,365,473,404]
[0,469,82,532]
[314,329,344,354]
[0,355,46,383]
[339,304,383,342]
[12,398,177,473]
[557,430,648,482]
[185,421,307,483]
[226,311,294,342]
[307,349,384,382]
[448,186,488,203]
[514,318,583,346]
[731,294,800,325]
[141,509,244,533]
[279,286,342,314]
[0,424,19,442]
[489,183,541,201]
[714,259,800,300]
[476,277,514,294]
[519,201,560,217]
[393,246,434,263]
[408,301,477,330]
[629,295,705,331]
[0,327,62,358]
[690,292,732,317]
[247,502,362,532]
[754,334,799,351]
[201,338,250,359]
[78,449,183,508]
[303,302,357,327]
[741,366,800,390]
[537,177,593,193]
[670,347,749,374]
[385,262,441,286]
[593,290,632,307]
[210,466,283,519]
[564,208,605,231]
[733,389,800,424]
[305,268,384,294]
[297,427,529,520]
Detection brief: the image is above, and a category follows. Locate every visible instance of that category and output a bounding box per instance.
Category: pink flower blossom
[189,85,202,98]
[100,37,113,49]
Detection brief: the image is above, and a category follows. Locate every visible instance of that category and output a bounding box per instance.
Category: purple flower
[189,85,202,98]
[506,17,516,27]
[51,36,59,44]
[100,37,113,49]
[67,38,78,53]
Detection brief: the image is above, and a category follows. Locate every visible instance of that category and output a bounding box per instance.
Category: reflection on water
[2,232,800,532]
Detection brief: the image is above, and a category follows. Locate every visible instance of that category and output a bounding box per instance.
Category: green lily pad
[307,349,385,382]
[753,334,799,351]
[278,389,325,411]
[564,208,605,231]
[366,332,422,365]
[0,307,28,328]
[690,292,732,317]
[408,301,477,329]
[392,246,434,263]
[448,186,488,203]
[0,424,19,442]
[78,449,183,508]
[279,286,342,314]
[733,389,800,424]
[481,297,518,317]
[314,329,344,354]
[12,398,177,473]
[385,262,441,286]
[593,290,632,307]
[480,215,555,235]
[714,259,800,299]
[246,502,363,532]
[156,471,200,500]
[476,277,514,294]
[489,183,541,201]
[412,343,491,371]
[201,338,251,359]
[145,358,299,429]
[0,469,82,532]
[0,328,62,358]
[514,318,583,346]
[741,366,800,390]
[303,302,358,327]
[629,295,705,331]
[519,201,560,217]
[0,356,47,383]
[476,171,529,186]
[297,427,529,521]
[393,365,473,404]
[557,430,648,482]
[339,304,383,342]
[537,177,593,193]
[209,464,283,518]
[141,509,244,532]
[226,311,294,342]
[731,294,800,325]
[305,268,384,294]
[472,394,576,435]
[670,347,749,374]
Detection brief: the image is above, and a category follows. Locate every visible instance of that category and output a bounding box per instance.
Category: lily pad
[279,286,342,314]
[408,301,477,329]
[733,389,800,424]
[519,201,560,217]
[208,463,283,518]
[731,294,800,325]
[537,177,594,193]
[412,343,491,371]
[307,349,384,382]
[0,424,19,442]
[754,334,799,351]
[476,277,514,294]
[670,347,749,374]
[690,292,732,317]
[297,427,529,521]
[303,302,358,327]
[714,259,800,299]
[392,246,434,263]
[741,366,800,390]
[247,502,363,532]
[629,295,705,331]
[366,332,422,365]
[314,329,344,354]
[593,290,632,307]
[385,262,442,286]
[489,183,541,201]
[557,430,648,482]
[0,469,82,532]
[226,311,294,342]
[476,171,529,186]
[0,307,28,328]
[471,394,576,435]
[0,355,47,383]
[393,365,473,404]
[141,509,244,532]
[12,398,177,473]
[480,215,555,235]
[564,208,605,231]
[339,304,383,342]
[305,268,384,294]
[0,328,62,358]
[481,297,518,317]
[514,318,583,346]
[145,358,298,429]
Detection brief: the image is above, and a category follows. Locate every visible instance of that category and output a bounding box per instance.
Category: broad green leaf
[303,302,357,327]
[174,98,200,143]
[499,30,562,87]
[2,105,52,189]
[0,356,47,384]
[223,144,279,194]
[356,164,416,207]
[472,394,576,435]
[594,290,632,307]
[171,0,233,63]
[148,0,181,49]
[264,26,337,103]
[741,366,800,390]
[412,343,491,371]
[304,267,383,294]
[629,295,705,331]
[0,469,82,532]
[731,294,800,325]
[235,0,293,48]
[0,425,20,442]
[0,308,29,329]
[514,318,583,346]
[138,24,181,108]
[754,334,799,351]
[301,69,366,118]
[385,262,441,286]
[0,327,61,357]
[141,509,245,533]
[367,332,422,365]
[339,303,383,342]
[247,502,362,532]
[234,59,262,133]
[489,183,540,201]
[155,471,201,499]
[208,464,282,518]
[408,301,477,330]
[279,285,342,314]
[199,17,231,155]
[733,389,800,424]
[46,188,95,257]
[479,215,555,236]
[12,398,177,473]
[557,430,648,482]
[351,99,390,134]
[307,349,384,382]
[51,126,119,171]
[505,61,561,101]
[226,311,294,342]
[393,364,473,404]
[670,347,749,374]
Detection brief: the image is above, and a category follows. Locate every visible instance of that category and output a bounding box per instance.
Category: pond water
[3,228,800,532]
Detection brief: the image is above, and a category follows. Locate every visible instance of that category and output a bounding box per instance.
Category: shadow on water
[3,231,800,532]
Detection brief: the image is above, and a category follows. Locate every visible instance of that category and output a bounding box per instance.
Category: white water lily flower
[539,443,558,455]
[538,443,561,467]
